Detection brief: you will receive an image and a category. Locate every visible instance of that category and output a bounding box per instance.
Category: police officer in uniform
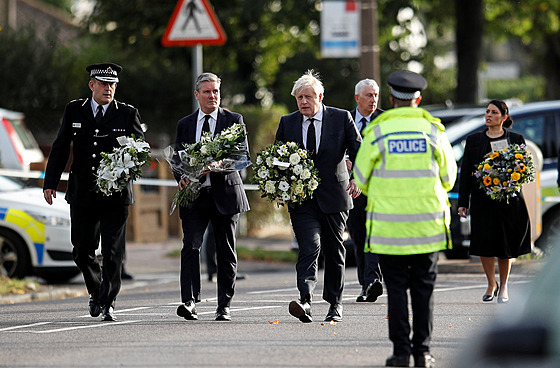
[43,63,144,322]
[354,71,457,367]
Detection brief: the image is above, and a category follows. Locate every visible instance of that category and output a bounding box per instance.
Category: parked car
[445,100,560,258]
[0,175,78,283]
[0,107,45,171]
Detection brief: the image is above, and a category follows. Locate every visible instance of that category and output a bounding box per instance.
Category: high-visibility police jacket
[353,107,457,255]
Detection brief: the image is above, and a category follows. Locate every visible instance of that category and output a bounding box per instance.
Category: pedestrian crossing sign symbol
[162,0,227,47]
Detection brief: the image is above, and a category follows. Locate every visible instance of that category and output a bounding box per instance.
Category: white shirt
[91,99,108,117]
[196,109,218,187]
[303,108,323,151]
[196,110,218,142]
[355,110,372,132]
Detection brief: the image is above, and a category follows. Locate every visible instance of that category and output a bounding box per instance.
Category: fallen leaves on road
[268,319,279,324]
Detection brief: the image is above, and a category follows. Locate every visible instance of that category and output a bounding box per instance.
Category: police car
[0,175,78,282]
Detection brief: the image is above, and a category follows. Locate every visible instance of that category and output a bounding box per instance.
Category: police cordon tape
[1,168,558,202]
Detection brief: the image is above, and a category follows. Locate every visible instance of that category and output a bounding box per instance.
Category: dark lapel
[317,105,330,155]
[289,111,304,147]
[215,107,226,134]
[100,100,118,125]
[79,98,101,131]
[186,110,199,144]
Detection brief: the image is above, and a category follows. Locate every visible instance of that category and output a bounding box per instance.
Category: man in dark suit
[276,70,362,323]
[43,63,144,322]
[174,72,249,322]
[349,78,384,303]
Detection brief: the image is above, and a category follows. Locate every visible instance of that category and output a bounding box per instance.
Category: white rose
[293,164,303,175]
[289,153,301,165]
[309,179,319,190]
[301,169,311,180]
[279,181,290,192]
[282,193,291,201]
[258,168,269,179]
[200,145,208,155]
[265,181,276,193]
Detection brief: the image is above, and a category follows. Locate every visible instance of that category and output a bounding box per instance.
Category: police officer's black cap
[86,63,122,83]
[387,70,427,100]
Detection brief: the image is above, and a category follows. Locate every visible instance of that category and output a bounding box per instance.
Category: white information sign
[321,0,360,58]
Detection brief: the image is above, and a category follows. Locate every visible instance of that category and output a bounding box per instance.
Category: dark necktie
[95,105,103,123]
[202,115,211,134]
[201,115,211,184]
[360,117,368,136]
[306,118,316,157]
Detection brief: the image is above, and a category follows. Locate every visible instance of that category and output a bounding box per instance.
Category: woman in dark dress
[458,100,531,304]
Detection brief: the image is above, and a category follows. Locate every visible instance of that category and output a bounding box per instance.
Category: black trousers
[70,202,129,308]
[379,252,438,357]
[290,198,348,305]
[180,189,239,308]
[347,194,382,288]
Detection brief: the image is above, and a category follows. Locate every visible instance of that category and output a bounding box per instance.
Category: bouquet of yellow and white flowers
[474,143,535,202]
[94,135,151,196]
[164,123,250,213]
[252,141,320,207]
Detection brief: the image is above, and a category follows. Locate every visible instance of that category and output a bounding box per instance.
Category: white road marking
[33,320,140,334]
[0,322,51,332]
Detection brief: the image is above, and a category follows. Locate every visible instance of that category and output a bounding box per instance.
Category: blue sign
[388,138,427,154]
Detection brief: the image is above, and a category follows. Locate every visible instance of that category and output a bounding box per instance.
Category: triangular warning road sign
[162,0,227,47]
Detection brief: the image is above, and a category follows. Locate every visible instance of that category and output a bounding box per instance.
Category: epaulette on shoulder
[116,100,135,109]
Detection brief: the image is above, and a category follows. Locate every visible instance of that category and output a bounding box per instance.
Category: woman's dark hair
[488,99,513,128]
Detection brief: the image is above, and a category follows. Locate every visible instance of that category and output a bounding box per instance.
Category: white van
[0,108,45,170]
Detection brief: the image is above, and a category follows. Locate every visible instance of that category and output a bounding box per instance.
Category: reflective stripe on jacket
[353,107,457,255]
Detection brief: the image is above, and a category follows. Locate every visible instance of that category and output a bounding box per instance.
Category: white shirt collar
[198,109,218,122]
[91,99,108,115]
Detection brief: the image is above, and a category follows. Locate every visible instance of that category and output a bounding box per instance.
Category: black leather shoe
[215,307,231,321]
[177,300,198,320]
[356,289,367,302]
[121,269,134,280]
[365,280,383,302]
[289,300,312,323]
[386,355,410,367]
[414,352,435,368]
[102,306,117,322]
[89,297,102,318]
[324,303,343,322]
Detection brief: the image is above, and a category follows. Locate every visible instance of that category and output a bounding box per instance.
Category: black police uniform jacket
[44,98,144,206]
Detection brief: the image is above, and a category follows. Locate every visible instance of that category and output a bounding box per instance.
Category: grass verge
[0,276,40,296]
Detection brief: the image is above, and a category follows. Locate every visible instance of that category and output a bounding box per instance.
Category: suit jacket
[44,98,144,206]
[349,108,383,211]
[350,108,384,135]
[174,107,250,217]
[458,128,526,208]
[275,105,362,214]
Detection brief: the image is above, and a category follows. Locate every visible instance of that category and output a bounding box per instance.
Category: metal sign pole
[192,44,203,112]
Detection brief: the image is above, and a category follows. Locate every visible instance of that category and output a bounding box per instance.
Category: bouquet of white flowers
[94,135,151,196]
[252,141,320,207]
[474,143,536,203]
[164,123,251,213]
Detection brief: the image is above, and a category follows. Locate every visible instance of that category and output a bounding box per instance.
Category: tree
[485,0,560,100]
